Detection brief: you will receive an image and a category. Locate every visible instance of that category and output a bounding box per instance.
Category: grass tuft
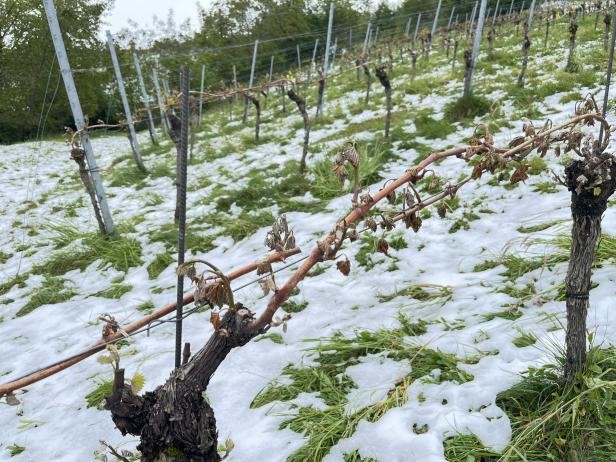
[444,95,491,122]
[15,277,76,317]
[94,283,133,299]
[443,434,500,461]
[32,224,143,277]
[147,253,175,279]
[378,283,452,304]
[496,347,616,461]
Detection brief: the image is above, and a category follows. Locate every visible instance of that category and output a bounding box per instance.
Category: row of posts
[40,0,551,237]
[45,0,616,369]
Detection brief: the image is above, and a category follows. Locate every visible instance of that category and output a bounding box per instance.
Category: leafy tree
[0,0,113,143]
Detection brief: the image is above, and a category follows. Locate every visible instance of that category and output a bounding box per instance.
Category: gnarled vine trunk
[452,39,459,72]
[316,71,325,117]
[462,48,473,95]
[563,154,616,381]
[246,94,261,141]
[604,13,612,51]
[517,22,531,88]
[375,65,392,138]
[488,28,495,58]
[362,60,372,104]
[106,307,260,462]
[70,148,106,234]
[565,14,579,72]
[287,88,310,172]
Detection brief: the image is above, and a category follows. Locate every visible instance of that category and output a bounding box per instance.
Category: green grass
[413,112,456,139]
[85,379,113,409]
[533,181,559,194]
[517,220,561,233]
[310,141,398,202]
[147,223,216,254]
[204,210,275,243]
[136,300,155,314]
[147,253,174,279]
[499,253,567,281]
[443,434,500,461]
[560,91,584,104]
[512,329,538,348]
[32,224,143,277]
[15,277,77,317]
[212,161,318,213]
[495,347,616,461]
[482,306,523,322]
[252,323,474,462]
[307,264,328,277]
[355,234,389,270]
[343,450,377,462]
[549,233,616,264]
[108,160,174,189]
[251,364,355,409]
[0,273,28,296]
[378,283,452,304]
[449,211,480,233]
[281,299,308,313]
[444,94,491,122]
[94,283,133,299]
[475,232,616,284]
[6,444,25,457]
[144,192,164,206]
[473,259,500,272]
[0,250,12,264]
[255,333,284,344]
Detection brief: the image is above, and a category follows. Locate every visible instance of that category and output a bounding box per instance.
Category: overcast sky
[104,0,209,33]
[103,0,400,34]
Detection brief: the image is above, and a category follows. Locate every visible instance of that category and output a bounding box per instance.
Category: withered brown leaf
[471,164,483,180]
[364,217,377,232]
[380,215,395,230]
[510,164,530,184]
[347,228,359,242]
[377,238,389,255]
[508,136,526,149]
[341,142,360,167]
[333,162,349,186]
[336,258,351,276]
[404,212,422,233]
[256,259,273,276]
[404,188,415,208]
[386,189,396,205]
[206,281,227,308]
[259,276,277,296]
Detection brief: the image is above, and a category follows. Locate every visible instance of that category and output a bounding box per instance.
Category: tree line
[1,0,481,144]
